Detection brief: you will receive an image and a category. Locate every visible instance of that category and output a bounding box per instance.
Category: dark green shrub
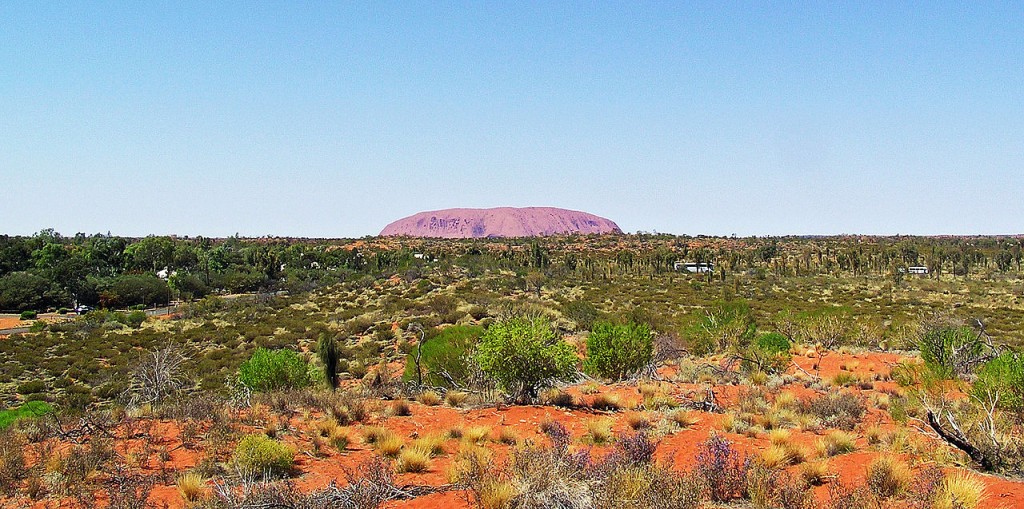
[19,310,37,320]
[584,322,653,380]
[402,325,483,388]
[238,348,310,392]
[126,310,147,327]
[476,317,577,403]
[318,332,340,391]
[232,434,294,476]
[740,332,792,374]
[15,380,45,395]
[562,300,599,331]
[972,352,1024,412]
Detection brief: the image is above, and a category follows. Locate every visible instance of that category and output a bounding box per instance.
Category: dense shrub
[800,391,865,431]
[19,310,37,320]
[15,380,45,396]
[584,322,653,380]
[232,434,294,477]
[476,316,577,403]
[918,324,986,379]
[238,348,311,392]
[688,300,757,356]
[972,352,1024,412]
[562,300,599,331]
[740,332,792,374]
[402,325,483,388]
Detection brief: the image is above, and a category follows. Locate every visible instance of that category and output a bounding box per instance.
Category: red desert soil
[9,350,1024,509]
[378,207,622,238]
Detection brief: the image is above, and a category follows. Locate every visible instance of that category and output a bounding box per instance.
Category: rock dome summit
[379,207,622,238]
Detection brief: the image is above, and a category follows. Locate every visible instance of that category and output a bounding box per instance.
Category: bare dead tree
[128,345,189,407]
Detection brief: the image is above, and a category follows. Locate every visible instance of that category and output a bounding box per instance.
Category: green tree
[476,316,577,403]
[101,273,171,308]
[0,271,64,311]
[583,322,653,380]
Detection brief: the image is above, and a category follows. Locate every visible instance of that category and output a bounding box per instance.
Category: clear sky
[1,2,1022,237]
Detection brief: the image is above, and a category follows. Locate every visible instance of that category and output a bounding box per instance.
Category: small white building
[909,266,929,275]
[674,261,714,273]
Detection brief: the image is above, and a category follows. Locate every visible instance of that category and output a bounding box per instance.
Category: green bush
[687,300,756,356]
[125,310,147,328]
[402,325,483,387]
[15,380,45,395]
[583,322,652,380]
[232,434,294,476]
[972,352,1024,412]
[476,316,577,403]
[19,310,37,320]
[238,348,310,392]
[918,325,983,379]
[562,300,599,331]
[741,332,792,374]
[0,401,52,429]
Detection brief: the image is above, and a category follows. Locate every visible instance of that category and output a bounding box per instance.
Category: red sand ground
[5,350,1023,509]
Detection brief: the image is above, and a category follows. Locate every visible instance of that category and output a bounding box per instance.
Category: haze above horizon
[2,2,1022,238]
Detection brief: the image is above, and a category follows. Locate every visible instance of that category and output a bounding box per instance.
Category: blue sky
[1,2,1022,237]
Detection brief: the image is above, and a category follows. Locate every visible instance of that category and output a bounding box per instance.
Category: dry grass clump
[447,443,494,484]
[625,412,652,430]
[580,381,600,394]
[477,480,516,509]
[865,456,911,499]
[933,472,985,509]
[445,390,470,407]
[864,424,884,445]
[362,426,392,445]
[496,427,519,445]
[668,409,699,429]
[817,430,857,457]
[328,428,350,452]
[411,434,447,456]
[643,392,680,410]
[759,444,795,469]
[591,392,622,411]
[540,388,575,408]
[176,471,209,504]
[417,390,442,406]
[584,418,615,444]
[774,391,798,409]
[463,425,492,445]
[800,461,830,486]
[721,413,750,434]
[831,371,857,387]
[376,435,405,458]
[391,400,412,416]
[314,418,341,438]
[396,446,432,473]
[768,428,791,446]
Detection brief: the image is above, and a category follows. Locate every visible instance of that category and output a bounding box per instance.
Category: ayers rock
[379,207,622,238]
